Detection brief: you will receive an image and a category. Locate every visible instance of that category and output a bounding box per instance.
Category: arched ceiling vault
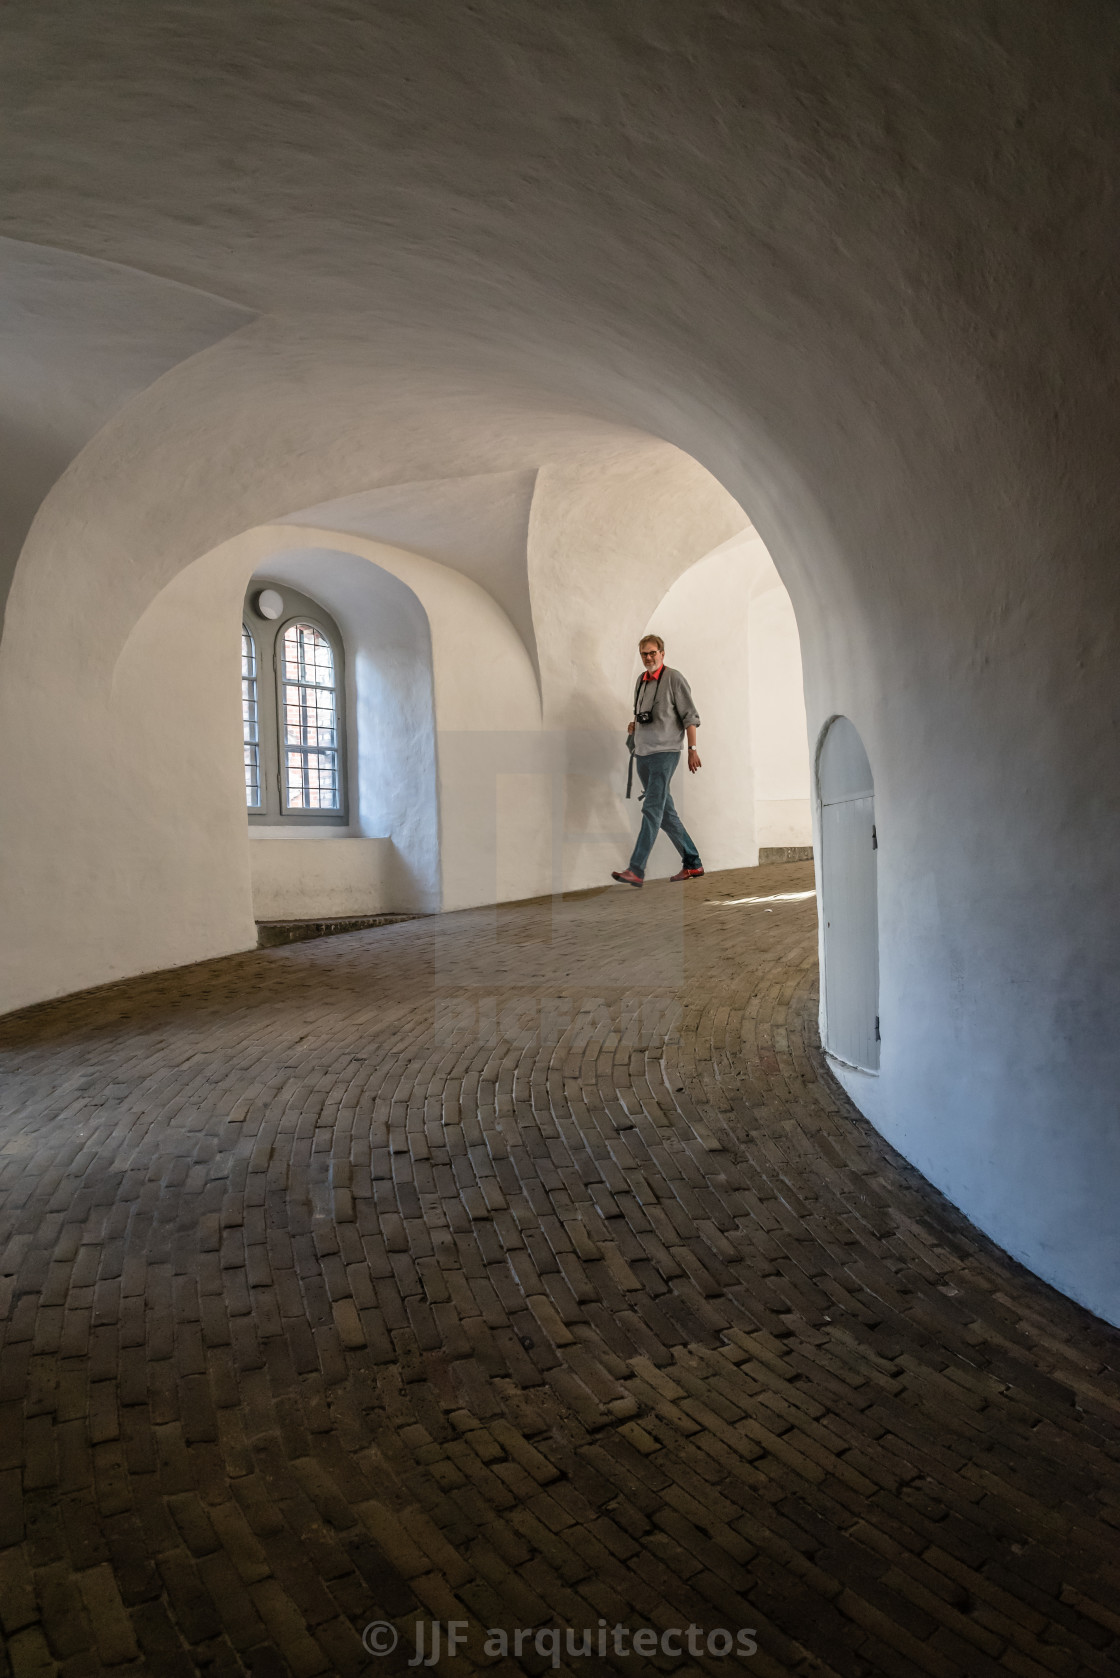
[279,472,544,681]
[4,0,1117,661]
[0,237,253,632]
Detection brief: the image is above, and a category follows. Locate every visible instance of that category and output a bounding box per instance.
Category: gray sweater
[631,665,700,756]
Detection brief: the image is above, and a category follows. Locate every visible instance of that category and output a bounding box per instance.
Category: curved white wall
[1,2,1119,1324]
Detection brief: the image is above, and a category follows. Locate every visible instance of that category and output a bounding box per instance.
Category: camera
[636,708,655,724]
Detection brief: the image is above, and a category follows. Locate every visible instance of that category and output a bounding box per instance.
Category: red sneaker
[670,866,705,881]
[611,869,644,887]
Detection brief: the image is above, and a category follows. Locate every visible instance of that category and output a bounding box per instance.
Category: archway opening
[638,527,811,878]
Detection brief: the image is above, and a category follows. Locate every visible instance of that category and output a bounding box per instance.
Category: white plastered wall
[248,838,394,922]
[750,578,812,850]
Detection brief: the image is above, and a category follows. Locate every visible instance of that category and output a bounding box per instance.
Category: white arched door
[818,717,879,1071]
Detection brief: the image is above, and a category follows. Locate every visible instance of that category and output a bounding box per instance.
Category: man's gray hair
[639,634,664,653]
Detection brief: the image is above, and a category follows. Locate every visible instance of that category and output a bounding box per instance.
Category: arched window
[241,583,348,825]
[280,621,340,811]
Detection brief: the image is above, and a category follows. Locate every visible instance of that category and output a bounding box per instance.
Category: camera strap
[633,665,664,717]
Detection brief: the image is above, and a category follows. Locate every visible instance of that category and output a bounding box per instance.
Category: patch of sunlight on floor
[706,890,816,906]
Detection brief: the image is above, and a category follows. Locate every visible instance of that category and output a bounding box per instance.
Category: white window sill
[250,826,359,840]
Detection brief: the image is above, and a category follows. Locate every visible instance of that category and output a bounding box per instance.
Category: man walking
[612,635,704,887]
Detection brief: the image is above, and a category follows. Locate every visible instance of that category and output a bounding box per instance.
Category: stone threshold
[256,912,423,948]
[758,845,814,863]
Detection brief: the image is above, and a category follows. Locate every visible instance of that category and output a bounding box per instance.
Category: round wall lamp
[256,588,284,620]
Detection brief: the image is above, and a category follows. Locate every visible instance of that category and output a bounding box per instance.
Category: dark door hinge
[871,825,878,850]
[875,1015,881,1042]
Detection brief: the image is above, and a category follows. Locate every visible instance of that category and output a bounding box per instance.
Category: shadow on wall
[0,237,255,639]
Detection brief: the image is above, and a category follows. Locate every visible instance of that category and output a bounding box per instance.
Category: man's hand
[627,720,636,735]
[688,747,701,773]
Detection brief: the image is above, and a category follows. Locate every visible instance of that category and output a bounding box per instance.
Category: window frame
[242,622,263,811]
[275,613,346,820]
[243,584,349,828]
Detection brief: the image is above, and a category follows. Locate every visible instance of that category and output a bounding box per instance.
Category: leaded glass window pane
[242,625,261,808]
[281,621,340,810]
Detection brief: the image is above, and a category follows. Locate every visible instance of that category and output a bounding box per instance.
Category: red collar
[642,665,664,681]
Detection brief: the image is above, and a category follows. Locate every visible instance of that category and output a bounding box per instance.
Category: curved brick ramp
[1,863,1119,1677]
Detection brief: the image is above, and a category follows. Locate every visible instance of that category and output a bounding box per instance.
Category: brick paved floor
[2,863,1119,1678]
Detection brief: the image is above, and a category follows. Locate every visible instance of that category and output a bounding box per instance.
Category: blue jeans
[629,751,702,876]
